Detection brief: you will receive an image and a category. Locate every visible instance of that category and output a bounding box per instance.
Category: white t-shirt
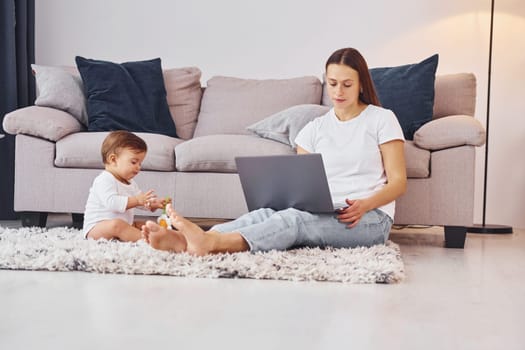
[294,105,404,219]
[82,170,141,236]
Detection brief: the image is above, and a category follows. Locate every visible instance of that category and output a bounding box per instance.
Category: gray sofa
[3,67,486,247]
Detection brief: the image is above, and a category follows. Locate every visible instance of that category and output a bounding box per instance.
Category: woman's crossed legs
[141,205,391,256]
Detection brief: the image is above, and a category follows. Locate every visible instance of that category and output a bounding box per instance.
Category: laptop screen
[235,154,335,213]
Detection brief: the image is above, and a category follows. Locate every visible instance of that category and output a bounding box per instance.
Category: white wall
[35,0,525,228]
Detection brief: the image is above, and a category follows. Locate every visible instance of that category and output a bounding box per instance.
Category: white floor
[1,215,524,350]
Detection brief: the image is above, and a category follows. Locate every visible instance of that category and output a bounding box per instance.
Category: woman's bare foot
[141,220,187,253]
[166,205,216,256]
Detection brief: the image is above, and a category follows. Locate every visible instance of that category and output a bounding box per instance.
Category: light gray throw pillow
[247,104,330,147]
[32,64,88,126]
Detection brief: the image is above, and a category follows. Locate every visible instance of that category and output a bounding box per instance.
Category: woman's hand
[336,198,370,228]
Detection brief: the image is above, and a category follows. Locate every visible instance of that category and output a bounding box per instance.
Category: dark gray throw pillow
[370,54,439,140]
[75,56,177,138]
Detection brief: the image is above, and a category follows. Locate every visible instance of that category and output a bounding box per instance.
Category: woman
[141,48,406,256]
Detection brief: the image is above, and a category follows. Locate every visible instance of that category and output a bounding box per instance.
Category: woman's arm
[368,139,407,208]
[337,139,406,227]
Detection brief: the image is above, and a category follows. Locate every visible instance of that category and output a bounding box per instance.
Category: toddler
[83,130,169,241]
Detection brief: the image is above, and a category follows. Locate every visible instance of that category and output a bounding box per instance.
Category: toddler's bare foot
[141,223,151,243]
[167,208,215,256]
[142,220,187,253]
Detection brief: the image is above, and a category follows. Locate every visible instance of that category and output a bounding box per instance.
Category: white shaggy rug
[0,226,405,283]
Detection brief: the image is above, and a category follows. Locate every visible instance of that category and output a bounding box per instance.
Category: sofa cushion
[193,76,322,137]
[371,55,439,141]
[75,56,177,138]
[175,135,295,172]
[31,64,88,126]
[414,115,485,151]
[433,73,476,118]
[247,104,330,148]
[55,132,183,171]
[163,67,202,140]
[31,65,202,140]
[2,106,85,141]
[322,55,439,141]
[404,141,430,178]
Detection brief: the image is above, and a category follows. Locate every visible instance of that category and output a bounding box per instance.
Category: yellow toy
[157,197,172,229]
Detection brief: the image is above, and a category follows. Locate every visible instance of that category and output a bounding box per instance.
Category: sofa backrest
[433,73,476,119]
[31,65,476,140]
[193,76,323,137]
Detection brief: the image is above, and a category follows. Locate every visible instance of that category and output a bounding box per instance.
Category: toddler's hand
[146,197,167,211]
[144,196,172,212]
[136,190,156,207]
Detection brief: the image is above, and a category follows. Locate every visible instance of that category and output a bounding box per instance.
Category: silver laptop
[235,154,335,213]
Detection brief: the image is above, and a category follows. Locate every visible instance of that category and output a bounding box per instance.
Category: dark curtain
[0,0,35,219]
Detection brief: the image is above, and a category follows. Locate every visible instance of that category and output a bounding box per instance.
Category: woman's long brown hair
[325,48,381,106]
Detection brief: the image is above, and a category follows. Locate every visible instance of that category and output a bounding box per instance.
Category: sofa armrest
[413,115,486,151]
[2,106,85,142]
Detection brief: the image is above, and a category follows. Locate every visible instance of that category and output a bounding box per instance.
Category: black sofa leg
[444,226,467,248]
[71,213,84,229]
[20,212,48,228]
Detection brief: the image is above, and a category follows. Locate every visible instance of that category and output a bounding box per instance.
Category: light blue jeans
[211,208,392,252]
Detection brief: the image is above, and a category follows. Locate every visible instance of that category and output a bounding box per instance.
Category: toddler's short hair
[101,130,148,164]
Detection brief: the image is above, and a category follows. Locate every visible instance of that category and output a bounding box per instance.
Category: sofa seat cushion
[193,76,322,137]
[175,135,295,172]
[55,132,183,171]
[404,141,430,178]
